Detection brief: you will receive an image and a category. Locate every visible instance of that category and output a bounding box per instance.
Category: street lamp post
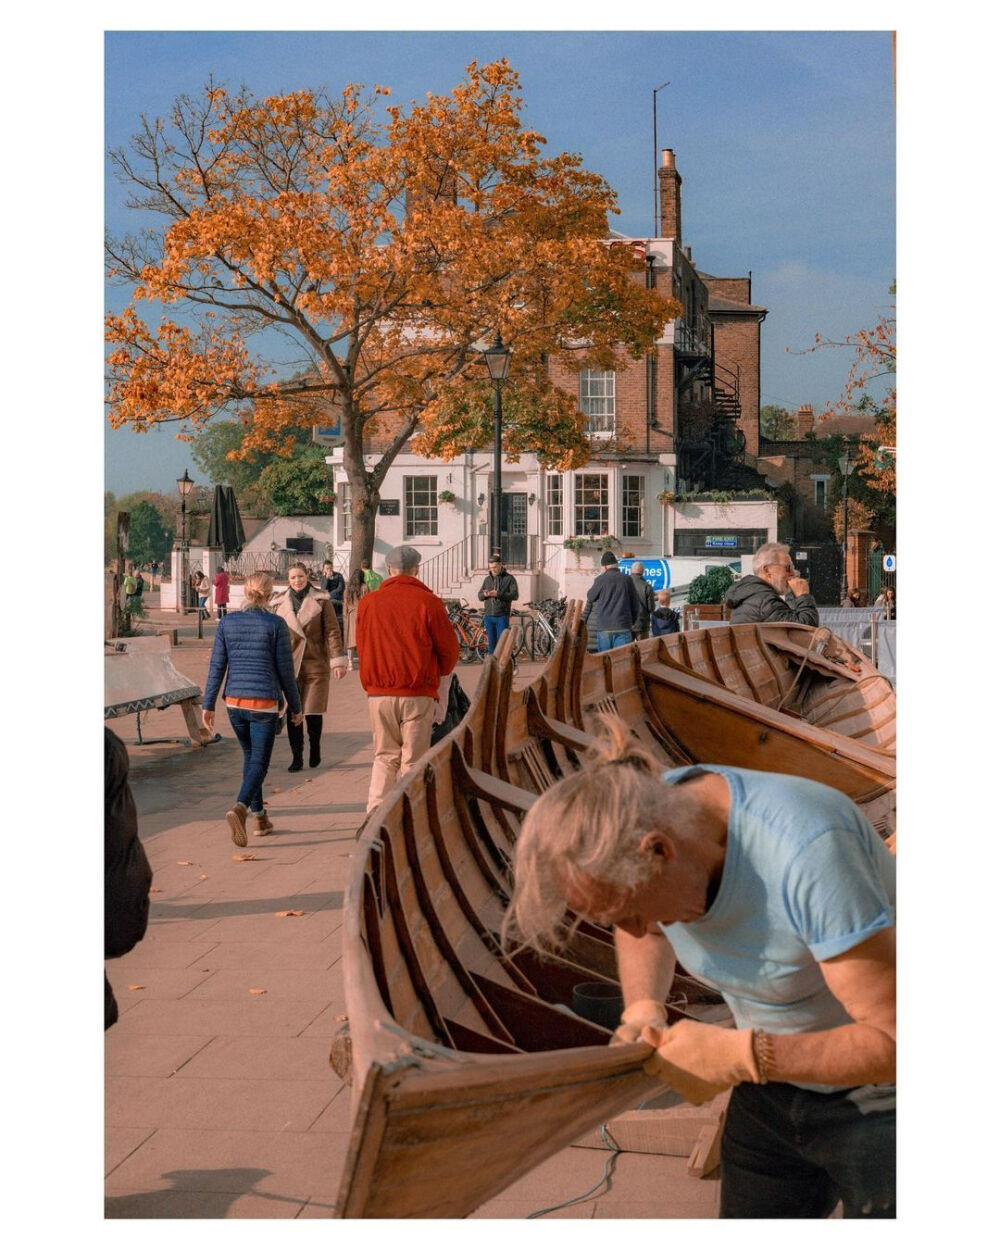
[176,468,195,615]
[838,448,854,604]
[481,334,512,560]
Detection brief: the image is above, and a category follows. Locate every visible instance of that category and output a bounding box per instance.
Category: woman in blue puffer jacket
[201,572,303,845]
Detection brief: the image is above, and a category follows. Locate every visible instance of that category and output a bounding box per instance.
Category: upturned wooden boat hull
[333,606,896,1217]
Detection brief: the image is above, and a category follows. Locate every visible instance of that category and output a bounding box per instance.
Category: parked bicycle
[509,598,567,663]
[447,601,489,663]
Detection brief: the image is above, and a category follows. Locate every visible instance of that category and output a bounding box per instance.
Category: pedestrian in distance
[650,588,681,636]
[356,545,459,813]
[724,542,819,625]
[192,569,211,620]
[122,564,140,613]
[629,561,656,640]
[213,565,230,619]
[477,552,519,654]
[271,562,348,772]
[320,559,346,631]
[201,572,303,844]
[581,551,641,651]
[874,586,895,620]
[342,568,369,671]
[361,558,383,592]
[105,726,152,1029]
[503,713,896,1219]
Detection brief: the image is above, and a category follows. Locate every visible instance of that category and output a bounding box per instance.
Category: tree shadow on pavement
[105,1167,318,1218]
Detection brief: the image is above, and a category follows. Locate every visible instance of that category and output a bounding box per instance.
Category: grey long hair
[501,714,673,953]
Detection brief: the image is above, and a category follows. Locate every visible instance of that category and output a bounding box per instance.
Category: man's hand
[290,712,304,727]
[640,1019,760,1104]
[611,998,667,1045]
[787,576,810,597]
[202,709,214,732]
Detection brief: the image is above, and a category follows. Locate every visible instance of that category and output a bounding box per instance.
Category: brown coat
[271,588,346,714]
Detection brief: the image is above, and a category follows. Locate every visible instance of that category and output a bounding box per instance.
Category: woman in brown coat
[272,563,348,770]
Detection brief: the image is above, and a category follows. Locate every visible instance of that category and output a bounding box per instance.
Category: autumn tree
[106,61,679,567]
[807,298,896,507]
[123,499,174,564]
[759,404,797,441]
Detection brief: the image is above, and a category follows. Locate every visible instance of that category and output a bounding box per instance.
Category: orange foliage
[106,62,679,489]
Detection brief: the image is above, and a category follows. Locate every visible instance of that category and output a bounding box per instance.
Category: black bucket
[572,982,623,1030]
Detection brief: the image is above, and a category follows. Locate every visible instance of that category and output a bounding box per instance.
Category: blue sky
[104,27,895,495]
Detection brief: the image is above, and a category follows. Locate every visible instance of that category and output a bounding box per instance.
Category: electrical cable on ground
[525,1125,622,1218]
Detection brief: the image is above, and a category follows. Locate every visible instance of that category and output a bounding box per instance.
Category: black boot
[287,718,304,772]
[307,715,323,768]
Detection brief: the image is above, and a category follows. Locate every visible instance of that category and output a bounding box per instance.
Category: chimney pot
[662,148,675,169]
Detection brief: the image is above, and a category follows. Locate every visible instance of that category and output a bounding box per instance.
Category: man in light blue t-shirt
[508,752,896,1219]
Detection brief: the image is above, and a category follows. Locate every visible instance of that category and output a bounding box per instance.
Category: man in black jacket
[105,728,152,1029]
[629,561,657,639]
[478,553,519,654]
[725,543,820,625]
[582,552,641,651]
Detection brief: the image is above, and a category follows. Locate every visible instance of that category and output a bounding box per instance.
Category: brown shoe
[226,801,249,847]
[253,811,275,836]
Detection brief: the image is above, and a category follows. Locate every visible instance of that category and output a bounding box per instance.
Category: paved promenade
[104,596,720,1219]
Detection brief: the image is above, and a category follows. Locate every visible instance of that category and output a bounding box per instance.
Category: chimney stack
[795,404,815,439]
[658,148,682,243]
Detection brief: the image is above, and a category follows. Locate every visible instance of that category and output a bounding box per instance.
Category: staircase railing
[418,535,478,597]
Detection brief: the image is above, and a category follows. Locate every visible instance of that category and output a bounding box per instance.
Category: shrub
[687,566,736,604]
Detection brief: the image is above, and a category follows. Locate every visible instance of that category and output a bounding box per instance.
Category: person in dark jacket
[202,572,303,845]
[629,561,657,639]
[582,552,641,651]
[650,588,682,636]
[105,727,152,1029]
[477,553,520,654]
[320,560,346,629]
[724,543,820,626]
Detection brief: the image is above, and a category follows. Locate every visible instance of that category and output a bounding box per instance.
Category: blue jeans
[720,1081,896,1218]
[225,707,278,814]
[484,614,509,654]
[597,630,632,652]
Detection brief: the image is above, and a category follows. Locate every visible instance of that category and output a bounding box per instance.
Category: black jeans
[720,1081,896,1218]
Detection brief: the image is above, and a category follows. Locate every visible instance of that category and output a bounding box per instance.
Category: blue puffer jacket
[202,607,302,713]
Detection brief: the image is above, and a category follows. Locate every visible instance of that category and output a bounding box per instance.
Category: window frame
[579,369,616,437]
[404,474,439,538]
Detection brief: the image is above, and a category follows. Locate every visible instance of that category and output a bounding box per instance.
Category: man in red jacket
[356,545,460,812]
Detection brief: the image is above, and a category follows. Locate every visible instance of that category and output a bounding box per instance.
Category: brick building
[322,149,778,601]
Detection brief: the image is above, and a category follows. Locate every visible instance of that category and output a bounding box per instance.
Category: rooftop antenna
[652,81,670,236]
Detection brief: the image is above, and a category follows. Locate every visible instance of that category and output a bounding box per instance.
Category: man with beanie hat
[581,551,641,651]
[356,545,460,812]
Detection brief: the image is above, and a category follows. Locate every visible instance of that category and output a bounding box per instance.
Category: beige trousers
[366,695,436,812]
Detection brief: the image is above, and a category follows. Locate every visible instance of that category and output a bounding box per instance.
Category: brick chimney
[658,149,682,243]
[795,404,815,438]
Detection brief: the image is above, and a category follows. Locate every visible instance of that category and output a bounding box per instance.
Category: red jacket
[356,575,459,698]
[213,570,230,605]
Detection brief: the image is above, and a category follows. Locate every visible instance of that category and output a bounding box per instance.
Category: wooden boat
[332,605,896,1218]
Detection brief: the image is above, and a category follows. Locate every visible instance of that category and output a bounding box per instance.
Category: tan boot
[226,801,248,847]
[253,811,275,837]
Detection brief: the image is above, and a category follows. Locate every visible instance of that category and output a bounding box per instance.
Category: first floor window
[575,473,609,536]
[404,475,438,537]
[546,474,564,536]
[580,370,615,435]
[622,474,645,538]
[341,482,353,542]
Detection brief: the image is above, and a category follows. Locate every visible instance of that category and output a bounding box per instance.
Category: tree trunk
[343,402,380,573]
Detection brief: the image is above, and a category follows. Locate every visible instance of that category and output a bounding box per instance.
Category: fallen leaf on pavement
[199,874,208,880]
[127,985,144,991]
[249,988,267,995]
[275,909,306,917]
[177,860,194,866]
[149,887,162,893]
[270,787,282,793]
[232,853,256,862]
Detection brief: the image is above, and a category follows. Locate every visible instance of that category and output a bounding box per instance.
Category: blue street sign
[882,554,896,573]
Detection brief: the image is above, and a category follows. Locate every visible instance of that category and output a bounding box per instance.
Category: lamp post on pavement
[837,448,854,605]
[481,334,512,561]
[175,468,195,616]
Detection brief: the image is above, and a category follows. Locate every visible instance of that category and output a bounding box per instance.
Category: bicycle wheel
[536,626,554,658]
